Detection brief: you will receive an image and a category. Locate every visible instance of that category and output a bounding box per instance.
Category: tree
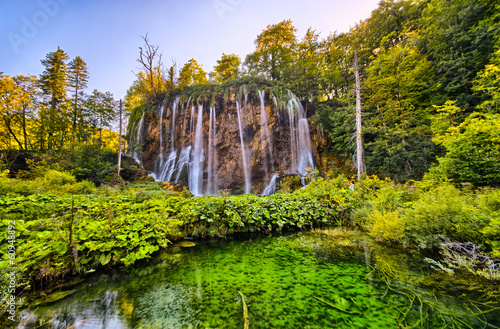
[137,34,164,99]
[118,99,123,177]
[363,44,436,181]
[0,74,25,150]
[438,113,500,187]
[0,74,38,151]
[288,28,325,102]
[84,89,116,148]
[212,53,241,83]
[178,58,208,88]
[354,43,365,179]
[38,47,70,150]
[244,19,297,81]
[322,32,355,99]
[68,56,89,143]
[418,0,496,108]
[14,75,38,151]
[472,49,500,113]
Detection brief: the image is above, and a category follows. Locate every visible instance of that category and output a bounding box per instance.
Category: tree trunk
[354,43,365,180]
[22,105,28,150]
[72,82,79,145]
[3,117,24,150]
[117,100,123,177]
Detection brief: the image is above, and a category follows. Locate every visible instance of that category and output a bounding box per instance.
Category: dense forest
[123,0,500,187]
[1,0,500,326]
[1,0,499,187]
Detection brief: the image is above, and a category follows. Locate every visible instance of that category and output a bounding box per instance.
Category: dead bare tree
[354,42,365,180]
[137,33,163,98]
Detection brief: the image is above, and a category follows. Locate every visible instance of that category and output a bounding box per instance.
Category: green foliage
[418,0,495,107]
[473,49,500,113]
[245,19,297,81]
[437,113,500,187]
[184,193,337,237]
[178,58,208,89]
[404,185,484,249]
[364,44,436,181]
[353,181,494,250]
[478,188,500,258]
[211,53,241,84]
[69,145,118,186]
[0,183,343,292]
[43,169,77,186]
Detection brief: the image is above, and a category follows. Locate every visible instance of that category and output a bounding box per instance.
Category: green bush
[404,184,485,249]
[0,170,38,196]
[42,169,77,187]
[438,113,500,187]
[478,188,500,258]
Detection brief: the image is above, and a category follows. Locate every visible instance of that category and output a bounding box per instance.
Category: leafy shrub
[437,113,500,187]
[0,170,38,196]
[61,180,96,194]
[404,184,485,249]
[366,209,405,243]
[183,193,338,237]
[478,188,500,258]
[42,169,77,187]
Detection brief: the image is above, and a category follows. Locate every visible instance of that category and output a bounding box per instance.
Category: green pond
[17,230,500,328]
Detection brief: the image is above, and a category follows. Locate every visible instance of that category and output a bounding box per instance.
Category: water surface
[18,231,500,328]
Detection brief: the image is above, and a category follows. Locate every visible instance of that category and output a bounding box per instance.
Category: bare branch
[136,33,163,98]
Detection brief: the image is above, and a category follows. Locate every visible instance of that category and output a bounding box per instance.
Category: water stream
[236,100,251,194]
[17,231,500,329]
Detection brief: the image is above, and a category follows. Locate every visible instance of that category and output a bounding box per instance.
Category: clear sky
[1,0,381,101]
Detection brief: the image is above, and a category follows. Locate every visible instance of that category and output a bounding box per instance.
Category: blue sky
[1,0,381,100]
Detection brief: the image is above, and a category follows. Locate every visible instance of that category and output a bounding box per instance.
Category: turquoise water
[17,231,500,328]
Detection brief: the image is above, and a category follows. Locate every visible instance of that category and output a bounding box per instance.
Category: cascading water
[258,90,275,185]
[206,106,218,195]
[261,173,278,196]
[287,92,314,176]
[236,100,251,194]
[154,102,165,178]
[131,85,315,196]
[155,97,180,181]
[189,105,204,196]
[132,112,145,163]
[175,146,191,183]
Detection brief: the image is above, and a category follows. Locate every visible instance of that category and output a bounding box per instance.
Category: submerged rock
[31,289,77,306]
[174,241,196,248]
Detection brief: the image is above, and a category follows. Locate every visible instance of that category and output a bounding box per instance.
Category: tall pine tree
[39,47,69,150]
[68,56,89,144]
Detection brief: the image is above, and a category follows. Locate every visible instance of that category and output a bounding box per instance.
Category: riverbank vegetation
[1,169,499,305]
[2,0,500,324]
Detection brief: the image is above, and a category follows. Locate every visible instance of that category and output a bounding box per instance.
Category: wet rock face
[132,87,316,195]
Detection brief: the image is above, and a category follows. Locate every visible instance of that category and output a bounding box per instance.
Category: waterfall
[287,93,314,176]
[258,90,275,185]
[206,106,218,195]
[180,97,191,148]
[236,101,251,194]
[158,151,177,181]
[287,99,298,171]
[154,97,179,181]
[154,102,165,177]
[159,101,165,151]
[175,146,192,183]
[171,96,180,152]
[139,85,315,196]
[189,104,195,137]
[189,105,204,196]
[262,173,278,196]
[133,112,145,163]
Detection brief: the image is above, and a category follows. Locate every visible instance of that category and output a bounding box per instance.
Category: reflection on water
[18,230,500,329]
